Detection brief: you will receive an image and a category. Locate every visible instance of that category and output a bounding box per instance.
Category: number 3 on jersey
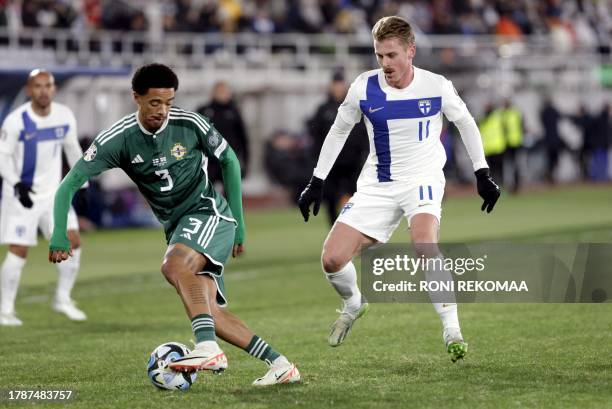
[155,169,174,192]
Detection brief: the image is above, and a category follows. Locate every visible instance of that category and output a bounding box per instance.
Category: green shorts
[167,211,236,306]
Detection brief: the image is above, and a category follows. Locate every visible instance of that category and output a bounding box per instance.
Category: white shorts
[0,187,78,247]
[335,179,444,243]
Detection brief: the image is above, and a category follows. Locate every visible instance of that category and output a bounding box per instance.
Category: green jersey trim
[168,111,211,132]
[95,113,137,145]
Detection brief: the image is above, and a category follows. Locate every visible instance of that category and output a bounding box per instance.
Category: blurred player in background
[308,70,369,226]
[299,16,500,362]
[0,69,86,326]
[48,64,300,386]
[196,81,250,184]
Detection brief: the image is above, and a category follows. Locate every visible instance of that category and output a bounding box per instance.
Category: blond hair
[372,16,415,47]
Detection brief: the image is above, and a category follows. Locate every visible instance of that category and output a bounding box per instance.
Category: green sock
[244,335,281,364]
[191,314,215,343]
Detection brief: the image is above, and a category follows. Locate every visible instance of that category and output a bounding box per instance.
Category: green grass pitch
[1,185,612,408]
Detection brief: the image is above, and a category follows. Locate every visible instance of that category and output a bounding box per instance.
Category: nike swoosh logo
[368,106,384,114]
[275,368,290,381]
[24,132,36,140]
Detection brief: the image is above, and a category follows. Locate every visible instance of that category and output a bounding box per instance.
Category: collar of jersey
[135,110,170,136]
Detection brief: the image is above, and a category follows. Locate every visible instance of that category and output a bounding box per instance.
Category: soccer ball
[147,342,197,391]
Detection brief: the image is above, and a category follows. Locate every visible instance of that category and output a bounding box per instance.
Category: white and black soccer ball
[147,342,197,391]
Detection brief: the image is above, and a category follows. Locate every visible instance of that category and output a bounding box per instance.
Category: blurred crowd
[0,0,608,49]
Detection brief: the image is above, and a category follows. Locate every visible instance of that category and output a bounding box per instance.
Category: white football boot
[0,311,23,326]
[252,356,301,386]
[53,299,87,321]
[168,341,228,373]
[328,296,370,347]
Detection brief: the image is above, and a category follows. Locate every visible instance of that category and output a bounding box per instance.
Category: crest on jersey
[55,127,65,138]
[418,99,432,115]
[170,143,187,160]
[207,130,220,147]
[84,143,97,161]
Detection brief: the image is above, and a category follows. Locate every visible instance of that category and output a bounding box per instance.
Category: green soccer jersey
[76,107,235,231]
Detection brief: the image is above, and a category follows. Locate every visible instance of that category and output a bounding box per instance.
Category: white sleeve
[312,114,355,180]
[0,114,20,155]
[453,114,489,171]
[63,110,83,168]
[336,77,363,126]
[0,152,20,186]
[441,78,470,122]
[441,78,488,170]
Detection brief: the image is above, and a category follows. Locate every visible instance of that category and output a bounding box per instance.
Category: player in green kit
[48,64,300,386]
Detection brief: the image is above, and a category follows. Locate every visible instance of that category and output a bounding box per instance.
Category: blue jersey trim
[360,74,441,182]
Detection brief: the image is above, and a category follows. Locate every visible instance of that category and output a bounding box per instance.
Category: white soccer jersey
[336,67,471,187]
[0,102,83,201]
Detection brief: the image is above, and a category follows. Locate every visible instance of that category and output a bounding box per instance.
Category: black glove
[475,168,500,213]
[298,176,324,222]
[14,182,34,208]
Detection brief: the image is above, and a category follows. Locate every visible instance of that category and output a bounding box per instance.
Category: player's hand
[232,244,244,258]
[14,182,34,208]
[48,249,73,263]
[475,168,500,213]
[298,176,324,222]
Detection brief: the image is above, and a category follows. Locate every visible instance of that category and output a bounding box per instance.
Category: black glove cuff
[474,168,490,179]
[309,176,325,188]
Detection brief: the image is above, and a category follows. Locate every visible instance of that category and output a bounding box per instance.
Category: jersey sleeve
[441,78,471,122]
[0,113,20,155]
[62,109,84,168]
[73,132,123,178]
[192,112,228,159]
[337,76,363,126]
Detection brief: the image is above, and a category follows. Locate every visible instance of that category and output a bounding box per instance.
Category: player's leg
[323,186,401,346]
[410,213,467,362]
[161,243,227,373]
[44,206,86,321]
[322,223,376,347]
[199,275,300,385]
[0,245,28,326]
[0,192,39,326]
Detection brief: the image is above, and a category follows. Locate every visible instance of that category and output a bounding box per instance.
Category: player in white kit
[0,69,86,325]
[298,16,500,362]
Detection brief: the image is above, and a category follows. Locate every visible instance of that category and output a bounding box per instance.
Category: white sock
[1,252,26,314]
[424,255,460,331]
[55,248,81,303]
[325,260,362,311]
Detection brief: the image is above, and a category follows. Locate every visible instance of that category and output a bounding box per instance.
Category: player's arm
[49,136,122,262]
[0,115,35,208]
[298,78,362,222]
[442,79,500,213]
[193,114,246,256]
[49,166,89,262]
[62,110,90,189]
[298,114,355,221]
[219,145,246,257]
[63,111,84,168]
